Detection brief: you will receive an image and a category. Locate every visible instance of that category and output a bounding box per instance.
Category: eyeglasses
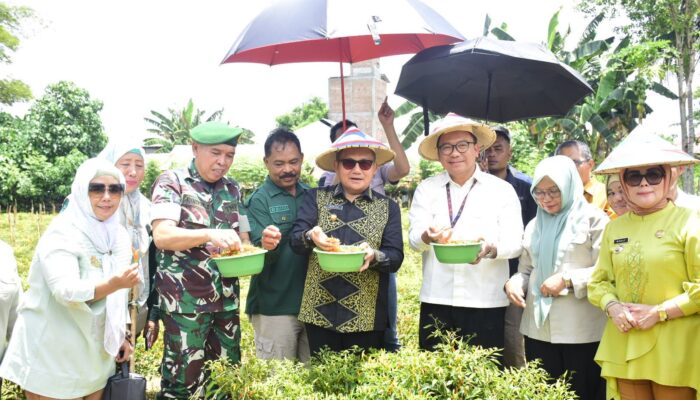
[533,188,561,200]
[623,167,665,186]
[339,158,374,171]
[88,183,125,196]
[438,141,476,156]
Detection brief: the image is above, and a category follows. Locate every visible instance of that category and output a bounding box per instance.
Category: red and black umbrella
[221,0,464,123]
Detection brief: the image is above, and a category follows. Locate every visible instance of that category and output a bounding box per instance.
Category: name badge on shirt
[326,204,343,211]
[613,238,628,244]
[269,204,290,213]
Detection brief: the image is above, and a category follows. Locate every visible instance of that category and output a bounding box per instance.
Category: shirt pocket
[271,212,294,233]
[181,194,210,228]
[564,232,591,265]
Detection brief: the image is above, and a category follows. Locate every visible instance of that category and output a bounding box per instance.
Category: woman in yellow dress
[588,133,700,400]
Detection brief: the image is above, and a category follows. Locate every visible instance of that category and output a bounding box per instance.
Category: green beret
[190,121,242,146]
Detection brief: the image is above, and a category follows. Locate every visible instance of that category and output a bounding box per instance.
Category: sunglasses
[623,167,665,186]
[339,158,374,171]
[88,183,125,196]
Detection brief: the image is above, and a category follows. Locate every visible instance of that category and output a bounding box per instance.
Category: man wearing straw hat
[150,121,250,399]
[290,128,404,355]
[408,114,524,353]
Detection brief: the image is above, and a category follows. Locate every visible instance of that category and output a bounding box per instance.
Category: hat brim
[594,149,699,175]
[315,145,395,172]
[418,123,496,161]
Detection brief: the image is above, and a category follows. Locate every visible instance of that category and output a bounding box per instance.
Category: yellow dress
[588,203,700,399]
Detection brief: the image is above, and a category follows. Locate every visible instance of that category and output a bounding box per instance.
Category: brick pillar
[328,59,389,141]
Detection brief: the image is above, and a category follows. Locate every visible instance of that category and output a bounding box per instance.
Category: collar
[265,176,308,198]
[186,159,232,191]
[332,183,374,201]
[438,166,482,188]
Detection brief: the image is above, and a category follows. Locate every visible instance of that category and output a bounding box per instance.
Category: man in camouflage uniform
[151,121,250,399]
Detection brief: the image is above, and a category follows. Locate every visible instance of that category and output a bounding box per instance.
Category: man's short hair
[264,128,302,158]
[330,119,358,142]
[493,126,510,143]
[555,140,593,161]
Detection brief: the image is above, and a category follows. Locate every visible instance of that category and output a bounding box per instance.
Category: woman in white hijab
[99,137,157,346]
[0,158,140,399]
[505,155,609,400]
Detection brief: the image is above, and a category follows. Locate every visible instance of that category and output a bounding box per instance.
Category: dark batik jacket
[291,184,403,333]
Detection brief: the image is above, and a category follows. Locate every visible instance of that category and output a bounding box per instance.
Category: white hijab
[99,138,150,305]
[62,158,129,357]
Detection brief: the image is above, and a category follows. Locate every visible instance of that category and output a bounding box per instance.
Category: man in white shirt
[409,114,524,353]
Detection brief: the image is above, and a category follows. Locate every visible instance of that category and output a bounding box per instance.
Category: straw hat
[418,113,496,161]
[315,127,395,172]
[595,132,699,175]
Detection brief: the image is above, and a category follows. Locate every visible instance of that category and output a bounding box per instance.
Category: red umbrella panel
[221,0,464,124]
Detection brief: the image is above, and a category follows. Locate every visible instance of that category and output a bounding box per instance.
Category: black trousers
[525,336,606,400]
[419,302,506,354]
[305,323,384,356]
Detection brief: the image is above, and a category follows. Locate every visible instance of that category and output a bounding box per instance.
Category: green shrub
[204,333,576,400]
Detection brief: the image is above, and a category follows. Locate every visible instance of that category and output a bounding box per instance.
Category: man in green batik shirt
[150,121,250,399]
[245,128,311,362]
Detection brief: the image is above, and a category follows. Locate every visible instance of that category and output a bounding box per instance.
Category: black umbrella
[395,37,593,134]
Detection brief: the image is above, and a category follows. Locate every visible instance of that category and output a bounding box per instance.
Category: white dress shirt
[409,169,524,308]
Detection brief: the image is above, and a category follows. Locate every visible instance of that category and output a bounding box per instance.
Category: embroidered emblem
[90,255,102,269]
[613,245,625,254]
[330,214,338,222]
[655,230,665,238]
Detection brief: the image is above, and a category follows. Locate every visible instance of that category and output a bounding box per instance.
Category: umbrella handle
[423,100,429,136]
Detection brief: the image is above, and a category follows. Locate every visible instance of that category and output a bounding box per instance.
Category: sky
[2,0,683,148]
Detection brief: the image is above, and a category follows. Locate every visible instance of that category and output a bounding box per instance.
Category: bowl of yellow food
[431,240,482,264]
[211,244,267,277]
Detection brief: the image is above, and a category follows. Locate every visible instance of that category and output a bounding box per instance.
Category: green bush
[204,333,576,400]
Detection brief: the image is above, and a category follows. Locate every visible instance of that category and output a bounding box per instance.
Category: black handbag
[102,362,147,400]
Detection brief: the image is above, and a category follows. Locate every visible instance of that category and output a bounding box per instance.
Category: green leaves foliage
[205,333,576,399]
[144,98,253,153]
[0,81,104,208]
[275,97,328,131]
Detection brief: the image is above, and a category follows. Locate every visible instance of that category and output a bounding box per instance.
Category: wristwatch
[562,270,573,289]
[657,304,668,322]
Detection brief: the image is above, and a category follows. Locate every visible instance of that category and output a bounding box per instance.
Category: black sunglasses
[339,158,374,171]
[623,167,665,186]
[88,183,125,196]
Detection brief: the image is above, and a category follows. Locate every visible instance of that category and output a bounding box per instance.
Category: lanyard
[446,180,477,228]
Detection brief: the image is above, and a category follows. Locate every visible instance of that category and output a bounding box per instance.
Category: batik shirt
[290,184,404,333]
[150,160,245,314]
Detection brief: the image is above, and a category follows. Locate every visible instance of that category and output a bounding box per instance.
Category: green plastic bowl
[212,249,267,278]
[314,246,365,273]
[431,242,482,264]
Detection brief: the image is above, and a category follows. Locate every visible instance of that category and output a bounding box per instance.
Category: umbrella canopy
[221,0,463,65]
[221,0,464,122]
[395,36,593,126]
